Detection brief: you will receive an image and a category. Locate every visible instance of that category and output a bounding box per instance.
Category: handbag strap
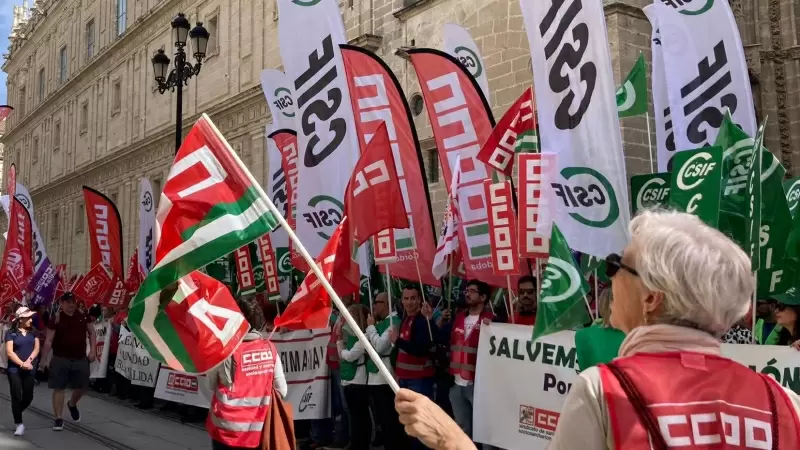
[605,362,669,450]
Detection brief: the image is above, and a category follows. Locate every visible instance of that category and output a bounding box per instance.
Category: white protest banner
[88,321,111,379]
[115,326,159,387]
[154,367,213,408]
[474,325,800,450]
[521,0,631,257]
[138,178,156,276]
[0,323,9,369]
[273,329,332,420]
[442,23,490,103]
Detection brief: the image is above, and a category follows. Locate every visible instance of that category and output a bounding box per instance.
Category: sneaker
[67,401,81,422]
[14,424,24,436]
[53,419,64,431]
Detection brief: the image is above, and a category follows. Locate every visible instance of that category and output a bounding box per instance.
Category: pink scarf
[618,324,722,358]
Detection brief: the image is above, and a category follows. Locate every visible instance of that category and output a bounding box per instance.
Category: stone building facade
[0,0,798,274]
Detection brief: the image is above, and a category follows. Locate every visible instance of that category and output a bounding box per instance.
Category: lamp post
[151,13,210,153]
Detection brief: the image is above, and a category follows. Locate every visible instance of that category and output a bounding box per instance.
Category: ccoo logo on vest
[453,46,483,79]
[540,258,582,304]
[303,195,343,240]
[551,167,619,228]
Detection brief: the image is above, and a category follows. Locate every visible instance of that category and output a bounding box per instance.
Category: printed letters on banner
[154,367,212,408]
[442,23,491,106]
[235,245,257,295]
[630,173,671,216]
[520,0,631,258]
[339,45,438,284]
[668,147,723,227]
[484,181,521,275]
[89,321,111,379]
[265,126,291,299]
[647,1,756,162]
[0,197,33,304]
[1,183,49,273]
[82,187,124,277]
[409,48,519,288]
[477,88,536,176]
[518,154,556,259]
[115,326,160,387]
[257,234,282,301]
[269,128,306,274]
[138,178,156,276]
[260,69,297,131]
[277,0,363,265]
[271,330,332,420]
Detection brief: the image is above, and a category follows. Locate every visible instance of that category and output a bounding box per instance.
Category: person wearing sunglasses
[773,288,800,348]
[392,210,800,450]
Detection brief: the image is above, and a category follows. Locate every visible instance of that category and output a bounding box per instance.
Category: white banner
[138,178,156,276]
[644,7,673,172]
[115,326,159,387]
[647,1,755,165]
[1,183,49,271]
[261,69,297,131]
[442,23,490,104]
[521,0,631,257]
[277,0,363,261]
[88,321,111,379]
[154,367,213,408]
[474,324,800,450]
[273,329,332,420]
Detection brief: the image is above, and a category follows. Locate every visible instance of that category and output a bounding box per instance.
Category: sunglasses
[605,253,639,279]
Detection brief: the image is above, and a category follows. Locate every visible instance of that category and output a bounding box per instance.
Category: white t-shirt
[454,314,480,387]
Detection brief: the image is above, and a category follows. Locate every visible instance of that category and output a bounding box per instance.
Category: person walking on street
[206,296,288,450]
[5,307,41,436]
[41,292,97,431]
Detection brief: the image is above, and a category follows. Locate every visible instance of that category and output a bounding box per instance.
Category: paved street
[0,380,212,450]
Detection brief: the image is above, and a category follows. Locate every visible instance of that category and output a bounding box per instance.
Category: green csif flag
[746,122,765,271]
[785,177,800,219]
[533,225,591,341]
[669,147,723,227]
[580,254,609,284]
[630,172,671,215]
[616,53,648,117]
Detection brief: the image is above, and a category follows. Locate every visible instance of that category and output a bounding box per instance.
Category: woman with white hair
[394,210,800,449]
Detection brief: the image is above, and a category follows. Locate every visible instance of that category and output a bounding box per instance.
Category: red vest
[395,315,435,380]
[449,311,493,381]
[512,312,535,326]
[206,339,276,448]
[599,352,800,450]
[326,318,342,370]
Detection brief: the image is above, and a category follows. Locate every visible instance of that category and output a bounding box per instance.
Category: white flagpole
[412,254,434,340]
[593,270,599,319]
[751,272,757,334]
[205,114,400,393]
[646,111,655,173]
[507,275,516,324]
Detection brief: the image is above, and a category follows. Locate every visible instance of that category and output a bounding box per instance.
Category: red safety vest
[206,339,276,448]
[395,315,435,380]
[599,352,800,449]
[511,312,535,326]
[327,319,342,370]
[449,311,493,381]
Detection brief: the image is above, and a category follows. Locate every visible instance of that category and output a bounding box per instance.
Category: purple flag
[28,258,59,307]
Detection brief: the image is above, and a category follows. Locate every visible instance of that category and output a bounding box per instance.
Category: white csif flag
[138,178,156,276]
[1,183,48,271]
[276,0,369,275]
[442,23,491,104]
[520,0,631,257]
[646,0,755,169]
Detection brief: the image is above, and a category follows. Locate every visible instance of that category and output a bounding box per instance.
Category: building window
[116,0,127,37]
[86,20,96,59]
[207,15,219,56]
[51,210,59,240]
[410,93,424,117]
[153,178,162,207]
[32,137,39,163]
[59,46,68,84]
[80,101,89,134]
[427,150,439,184]
[110,191,118,205]
[54,120,61,150]
[38,68,45,103]
[18,87,25,116]
[112,80,121,114]
[75,203,84,233]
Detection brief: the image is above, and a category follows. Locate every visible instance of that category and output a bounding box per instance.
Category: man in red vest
[512,276,537,326]
[391,285,436,397]
[448,280,493,443]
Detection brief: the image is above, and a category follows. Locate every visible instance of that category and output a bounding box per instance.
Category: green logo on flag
[747,123,766,271]
[453,46,483,79]
[554,167,619,228]
[616,54,647,118]
[785,178,800,218]
[273,88,295,118]
[278,248,292,275]
[304,195,344,240]
[678,0,714,16]
[292,0,322,5]
[669,147,723,227]
[532,225,591,342]
[630,173,671,215]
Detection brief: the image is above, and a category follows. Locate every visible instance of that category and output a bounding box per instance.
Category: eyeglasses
[518,289,536,296]
[605,253,639,279]
[465,287,480,294]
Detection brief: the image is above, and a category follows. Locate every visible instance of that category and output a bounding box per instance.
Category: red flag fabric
[484,180,522,275]
[344,123,409,247]
[6,163,16,199]
[0,197,33,305]
[54,264,68,300]
[476,88,536,176]
[268,129,307,273]
[82,187,124,278]
[340,44,439,286]
[0,106,13,125]
[234,244,257,295]
[73,263,114,306]
[125,249,143,294]
[274,218,353,331]
[256,234,282,302]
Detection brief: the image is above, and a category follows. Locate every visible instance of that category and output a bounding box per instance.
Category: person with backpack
[5,307,41,436]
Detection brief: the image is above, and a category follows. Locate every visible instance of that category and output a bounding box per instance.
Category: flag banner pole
[506,275,516,324]
[447,258,454,312]
[593,269,599,319]
[536,258,542,294]
[413,253,434,340]
[751,272,757,333]
[367,277,374,310]
[646,111,655,173]
[203,114,400,393]
[583,295,596,321]
[385,264,392,316]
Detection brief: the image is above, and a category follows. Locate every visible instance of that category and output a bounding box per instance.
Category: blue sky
[0,1,22,105]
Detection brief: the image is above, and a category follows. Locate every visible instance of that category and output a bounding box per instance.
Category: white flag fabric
[644,7,673,172]
[1,183,48,271]
[138,178,156,276]
[646,1,755,168]
[265,124,292,300]
[432,157,462,279]
[260,69,297,131]
[520,0,631,257]
[442,23,491,104]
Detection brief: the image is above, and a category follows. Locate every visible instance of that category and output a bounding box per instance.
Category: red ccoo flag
[344,123,410,247]
[83,187,124,278]
[0,197,33,305]
[476,88,537,176]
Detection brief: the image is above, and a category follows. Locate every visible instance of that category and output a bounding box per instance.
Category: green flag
[616,53,647,117]
[630,172,671,215]
[533,225,591,341]
[515,129,540,153]
[746,122,765,271]
[785,177,800,219]
[668,147,723,227]
[580,254,609,284]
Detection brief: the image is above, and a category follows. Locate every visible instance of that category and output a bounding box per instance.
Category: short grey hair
[628,210,753,336]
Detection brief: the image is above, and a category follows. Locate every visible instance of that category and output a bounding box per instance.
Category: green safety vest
[754,319,782,346]
[339,332,364,381]
[575,323,626,372]
[366,315,398,374]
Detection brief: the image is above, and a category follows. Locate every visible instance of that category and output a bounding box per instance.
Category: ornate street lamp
[151,13,210,152]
